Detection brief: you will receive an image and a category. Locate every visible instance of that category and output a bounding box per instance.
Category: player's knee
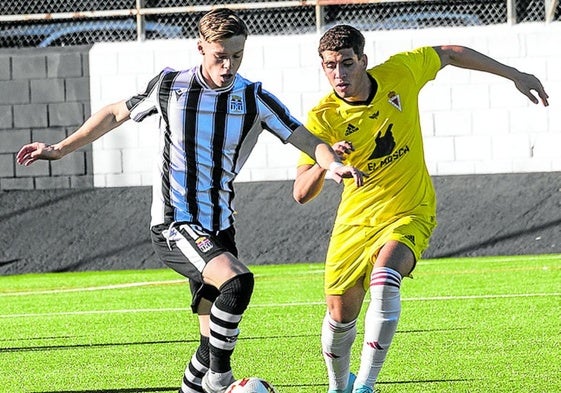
[218,272,254,314]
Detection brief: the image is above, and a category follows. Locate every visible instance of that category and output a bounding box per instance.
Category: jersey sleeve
[296,105,333,167]
[390,46,441,88]
[256,84,303,143]
[126,67,174,122]
[296,147,316,167]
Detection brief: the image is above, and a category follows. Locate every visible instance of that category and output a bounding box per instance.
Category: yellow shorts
[324,214,436,295]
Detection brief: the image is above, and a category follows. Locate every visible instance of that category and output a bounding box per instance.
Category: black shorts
[151,222,238,312]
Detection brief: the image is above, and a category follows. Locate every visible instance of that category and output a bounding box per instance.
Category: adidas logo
[369,110,380,119]
[345,124,359,136]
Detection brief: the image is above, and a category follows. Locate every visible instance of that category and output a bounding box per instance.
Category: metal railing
[0,0,559,48]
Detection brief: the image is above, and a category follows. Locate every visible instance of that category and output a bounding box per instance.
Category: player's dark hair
[318,24,365,58]
[198,8,249,43]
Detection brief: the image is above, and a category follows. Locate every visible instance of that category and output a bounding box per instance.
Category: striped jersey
[126,66,302,231]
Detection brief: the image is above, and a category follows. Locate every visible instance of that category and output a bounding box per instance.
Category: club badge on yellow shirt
[388,91,402,111]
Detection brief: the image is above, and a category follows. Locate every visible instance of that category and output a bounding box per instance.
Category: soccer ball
[225,377,279,393]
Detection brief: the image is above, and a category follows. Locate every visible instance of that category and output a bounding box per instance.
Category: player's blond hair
[198,8,249,43]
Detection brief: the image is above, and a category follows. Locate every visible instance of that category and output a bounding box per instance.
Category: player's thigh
[151,222,244,308]
[375,240,415,277]
[203,252,250,289]
[371,214,436,276]
[325,224,373,296]
[151,222,235,277]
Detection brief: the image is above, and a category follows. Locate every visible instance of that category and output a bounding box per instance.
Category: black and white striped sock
[208,273,254,378]
[180,335,209,393]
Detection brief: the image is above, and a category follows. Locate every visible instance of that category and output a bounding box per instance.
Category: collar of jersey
[196,65,235,92]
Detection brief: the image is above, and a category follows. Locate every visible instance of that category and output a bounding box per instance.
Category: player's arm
[287,125,364,193]
[17,100,131,166]
[292,138,357,205]
[433,45,549,106]
[293,163,327,204]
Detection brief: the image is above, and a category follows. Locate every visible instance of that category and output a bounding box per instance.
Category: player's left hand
[332,140,354,160]
[514,72,549,106]
[330,163,367,187]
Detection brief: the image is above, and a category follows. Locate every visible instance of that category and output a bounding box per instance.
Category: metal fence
[0,0,559,48]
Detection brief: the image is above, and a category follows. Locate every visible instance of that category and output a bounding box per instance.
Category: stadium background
[1,1,560,274]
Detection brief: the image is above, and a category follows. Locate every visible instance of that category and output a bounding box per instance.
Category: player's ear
[319,54,327,69]
[197,40,205,55]
[360,53,368,69]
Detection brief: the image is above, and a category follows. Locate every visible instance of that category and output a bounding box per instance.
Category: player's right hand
[16,142,62,166]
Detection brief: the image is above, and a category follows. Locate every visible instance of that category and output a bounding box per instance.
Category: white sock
[207,370,234,387]
[356,267,402,389]
[322,312,357,391]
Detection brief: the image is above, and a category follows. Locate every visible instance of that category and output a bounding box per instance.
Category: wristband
[329,161,344,172]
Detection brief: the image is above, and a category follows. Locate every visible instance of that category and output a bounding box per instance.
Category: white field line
[1,264,555,297]
[4,265,544,296]
[419,254,561,264]
[1,257,558,298]
[0,279,187,297]
[0,271,323,297]
[1,292,559,319]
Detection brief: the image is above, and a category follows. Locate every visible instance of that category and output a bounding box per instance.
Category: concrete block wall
[89,22,561,187]
[1,22,559,190]
[0,46,92,190]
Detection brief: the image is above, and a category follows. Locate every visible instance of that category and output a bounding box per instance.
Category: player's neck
[342,73,377,105]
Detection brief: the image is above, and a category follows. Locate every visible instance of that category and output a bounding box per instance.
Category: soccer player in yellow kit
[293,25,549,393]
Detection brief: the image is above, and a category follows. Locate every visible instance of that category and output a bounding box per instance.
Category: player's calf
[207,272,255,389]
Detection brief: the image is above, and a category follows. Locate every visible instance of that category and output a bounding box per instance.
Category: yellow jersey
[298,46,441,227]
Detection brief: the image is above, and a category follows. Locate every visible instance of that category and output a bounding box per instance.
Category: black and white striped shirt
[126,66,301,231]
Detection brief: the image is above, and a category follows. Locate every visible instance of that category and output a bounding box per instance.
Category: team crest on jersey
[195,236,214,253]
[387,91,402,111]
[229,95,245,113]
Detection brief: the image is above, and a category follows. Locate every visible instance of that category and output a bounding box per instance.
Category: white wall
[89,22,561,187]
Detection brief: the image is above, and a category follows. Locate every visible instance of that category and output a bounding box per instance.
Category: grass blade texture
[0,255,559,393]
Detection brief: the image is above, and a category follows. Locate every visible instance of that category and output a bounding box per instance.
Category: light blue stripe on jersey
[127,66,302,231]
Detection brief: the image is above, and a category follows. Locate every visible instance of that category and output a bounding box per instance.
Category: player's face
[198,35,246,89]
[321,48,369,102]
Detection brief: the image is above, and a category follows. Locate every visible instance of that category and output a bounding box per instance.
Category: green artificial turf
[1,254,559,392]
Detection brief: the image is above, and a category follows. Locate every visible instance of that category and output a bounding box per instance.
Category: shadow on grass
[397,327,468,334]
[238,327,467,342]
[4,334,318,354]
[34,388,178,393]
[1,338,198,353]
[6,327,466,352]
[32,378,477,393]
[0,334,87,343]
[275,377,474,389]
[385,378,474,384]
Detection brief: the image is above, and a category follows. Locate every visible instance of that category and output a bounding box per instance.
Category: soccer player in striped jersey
[293,25,548,393]
[16,9,365,393]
